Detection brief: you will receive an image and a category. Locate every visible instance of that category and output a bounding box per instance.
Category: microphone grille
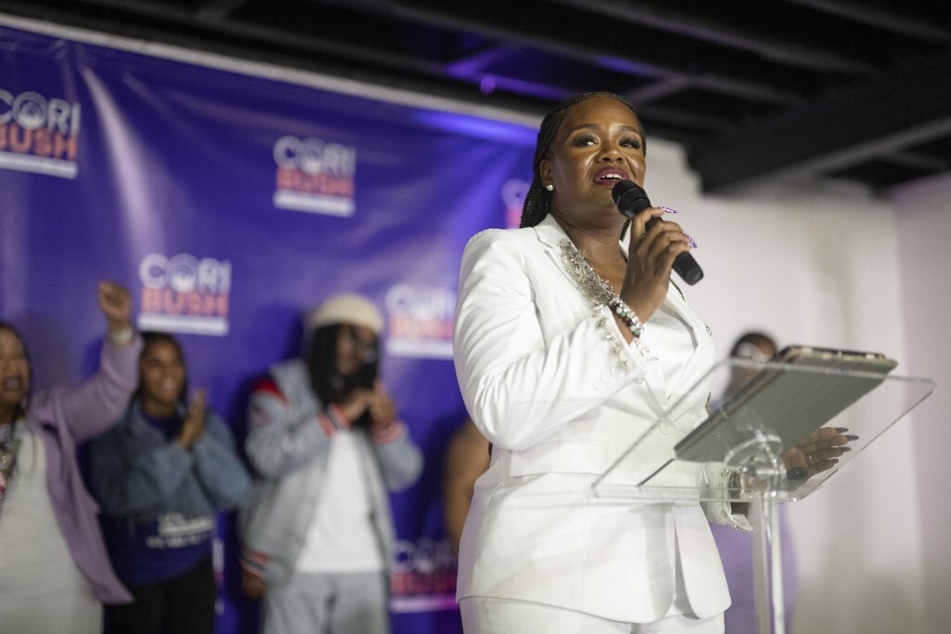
[612,180,651,217]
[611,179,639,204]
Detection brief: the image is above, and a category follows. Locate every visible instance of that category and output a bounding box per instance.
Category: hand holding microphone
[611,180,704,285]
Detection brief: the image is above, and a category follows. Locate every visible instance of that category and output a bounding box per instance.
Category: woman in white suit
[453,92,750,633]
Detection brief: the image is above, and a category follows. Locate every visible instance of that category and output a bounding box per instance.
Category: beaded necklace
[558,239,620,308]
[558,239,655,363]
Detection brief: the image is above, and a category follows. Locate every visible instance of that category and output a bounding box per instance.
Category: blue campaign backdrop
[0,21,536,633]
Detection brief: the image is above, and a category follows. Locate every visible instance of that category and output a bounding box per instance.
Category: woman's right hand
[621,207,692,323]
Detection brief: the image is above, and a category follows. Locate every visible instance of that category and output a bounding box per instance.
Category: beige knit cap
[307,293,384,335]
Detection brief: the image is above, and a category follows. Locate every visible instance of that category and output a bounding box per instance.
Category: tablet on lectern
[673,346,898,463]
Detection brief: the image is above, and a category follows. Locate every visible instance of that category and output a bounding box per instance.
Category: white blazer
[453,215,743,623]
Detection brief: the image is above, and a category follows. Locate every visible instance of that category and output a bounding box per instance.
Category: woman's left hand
[620,207,692,325]
[784,426,855,479]
[177,389,207,449]
[368,381,397,427]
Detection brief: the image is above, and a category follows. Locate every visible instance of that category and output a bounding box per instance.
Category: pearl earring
[545,184,554,191]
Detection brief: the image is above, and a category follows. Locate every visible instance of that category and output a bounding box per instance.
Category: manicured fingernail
[835,427,849,433]
[661,206,679,214]
[845,434,859,441]
[685,234,698,248]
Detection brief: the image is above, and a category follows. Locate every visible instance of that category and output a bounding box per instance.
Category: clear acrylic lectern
[591,347,935,634]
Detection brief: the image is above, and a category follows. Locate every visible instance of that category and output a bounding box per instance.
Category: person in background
[442,418,490,555]
[721,332,779,401]
[0,281,140,633]
[239,293,423,634]
[87,331,251,634]
[711,331,799,633]
[452,91,749,634]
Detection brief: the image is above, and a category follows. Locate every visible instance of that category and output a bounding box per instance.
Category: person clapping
[87,331,250,633]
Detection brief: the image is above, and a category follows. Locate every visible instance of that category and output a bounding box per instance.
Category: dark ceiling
[4,0,951,194]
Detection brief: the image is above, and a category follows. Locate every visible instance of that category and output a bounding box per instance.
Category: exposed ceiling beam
[782,0,951,42]
[551,0,878,75]
[622,76,694,106]
[3,0,808,107]
[3,0,453,78]
[688,48,951,192]
[196,0,250,22]
[636,106,736,134]
[389,0,814,104]
[4,0,950,194]
[441,43,522,75]
[883,150,951,173]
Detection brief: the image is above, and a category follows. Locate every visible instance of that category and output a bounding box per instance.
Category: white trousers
[460,597,724,634]
[459,514,726,634]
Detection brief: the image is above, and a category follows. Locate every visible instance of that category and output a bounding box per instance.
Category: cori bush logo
[384,284,455,359]
[389,537,458,613]
[272,135,357,216]
[0,89,81,178]
[136,253,231,336]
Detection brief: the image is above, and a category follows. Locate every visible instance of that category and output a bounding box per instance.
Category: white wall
[893,175,951,634]
[644,140,941,633]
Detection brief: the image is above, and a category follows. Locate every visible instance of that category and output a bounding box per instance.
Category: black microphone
[611,180,704,285]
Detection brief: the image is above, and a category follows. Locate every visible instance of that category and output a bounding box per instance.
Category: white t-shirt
[296,429,384,572]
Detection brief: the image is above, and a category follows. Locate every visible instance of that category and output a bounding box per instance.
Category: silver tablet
[674,346,898,463]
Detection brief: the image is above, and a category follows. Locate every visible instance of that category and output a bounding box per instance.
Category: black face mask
[307,324,379,430]
[328,360,376,397]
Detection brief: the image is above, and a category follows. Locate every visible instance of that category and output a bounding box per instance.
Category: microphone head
[611,179,639,203]
[611,180,651,218]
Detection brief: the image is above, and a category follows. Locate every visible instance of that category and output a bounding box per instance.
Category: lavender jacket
[26,335,142,603]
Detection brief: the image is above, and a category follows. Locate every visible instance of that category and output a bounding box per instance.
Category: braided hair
[306,324,379,430]
[519,92,646,228]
